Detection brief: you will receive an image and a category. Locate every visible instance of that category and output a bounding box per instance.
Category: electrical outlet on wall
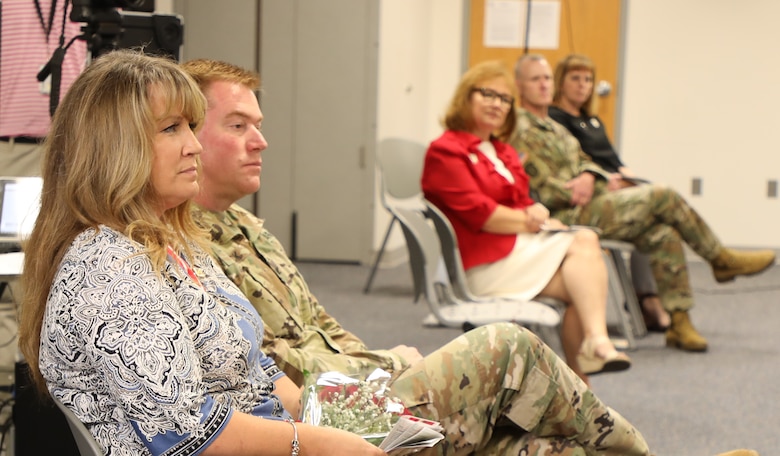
[768,180,778,198]
[691,177,702,196]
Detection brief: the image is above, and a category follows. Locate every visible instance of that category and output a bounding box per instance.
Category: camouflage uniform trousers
[388,323,650,455]
[564,184,722,312]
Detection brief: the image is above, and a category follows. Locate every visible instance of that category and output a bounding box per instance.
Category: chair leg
[363,217,396,294]
[603,250,637,350]
[608,248,648,338]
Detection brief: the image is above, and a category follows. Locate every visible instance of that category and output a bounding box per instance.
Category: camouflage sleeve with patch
[192,204,408,385]
[510,109,609,211]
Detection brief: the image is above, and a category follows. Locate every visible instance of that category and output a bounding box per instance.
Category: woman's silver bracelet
[286,418,300,456]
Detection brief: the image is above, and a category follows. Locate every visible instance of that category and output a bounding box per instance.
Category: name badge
[39,64,51,95]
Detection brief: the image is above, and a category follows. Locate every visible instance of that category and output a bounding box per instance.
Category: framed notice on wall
[483,0,560,49]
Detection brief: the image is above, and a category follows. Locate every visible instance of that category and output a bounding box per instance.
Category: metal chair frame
[51,395,104,456]
[363,138,427,297]
[392,202,562,336]
[425,200,645,349]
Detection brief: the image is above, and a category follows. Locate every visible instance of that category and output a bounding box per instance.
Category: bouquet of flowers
[300,368,407,444]
[300,368,444,453]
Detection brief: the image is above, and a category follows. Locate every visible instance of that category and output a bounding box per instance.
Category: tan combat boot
[714,450,759,456]
[711,248,775,283]
[665,311,708,352]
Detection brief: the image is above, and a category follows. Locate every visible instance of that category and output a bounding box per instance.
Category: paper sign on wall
[484,0,560,49]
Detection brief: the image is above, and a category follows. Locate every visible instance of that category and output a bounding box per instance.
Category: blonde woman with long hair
[17,50,384,456]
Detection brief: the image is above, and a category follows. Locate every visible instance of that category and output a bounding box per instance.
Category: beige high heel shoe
[577,336,631,375]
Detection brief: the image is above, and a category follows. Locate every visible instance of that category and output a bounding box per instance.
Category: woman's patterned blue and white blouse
[39,226,290,455]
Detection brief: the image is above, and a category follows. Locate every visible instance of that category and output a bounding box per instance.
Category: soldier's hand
[565,173,595,206]
[390,345,424,365]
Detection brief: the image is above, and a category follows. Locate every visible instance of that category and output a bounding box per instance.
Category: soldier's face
[517,59,553,111]
[196,80,267,208]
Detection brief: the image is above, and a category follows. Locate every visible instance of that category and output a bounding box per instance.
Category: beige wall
[372,0,466,263]
[156,0,173,13]
[166,0,778,258]
[620,0,780,248]
[373,0,780,257]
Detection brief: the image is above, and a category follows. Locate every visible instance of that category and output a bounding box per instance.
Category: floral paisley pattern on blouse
[39,226,289,456]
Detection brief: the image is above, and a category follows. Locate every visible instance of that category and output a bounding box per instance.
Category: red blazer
[421,130,535,270]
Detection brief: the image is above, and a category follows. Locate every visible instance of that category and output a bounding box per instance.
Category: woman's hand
[483,204,554,235]
[606,173,631,192]
[203,412,387,455]
[524,202,550,232]
[540,218,567,231]
[526,202,549,223]
[304,425,388,455]
[617,166,635,178]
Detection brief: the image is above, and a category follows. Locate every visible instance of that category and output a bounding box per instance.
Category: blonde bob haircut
[442,60,518,142]
[553,54,598,117]
[19,49,207,393]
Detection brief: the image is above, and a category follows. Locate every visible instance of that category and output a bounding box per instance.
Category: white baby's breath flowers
[301,369,406,441]
[318,381,397,435]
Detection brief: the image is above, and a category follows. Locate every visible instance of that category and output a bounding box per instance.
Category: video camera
[37,0,184,116]
[70,0,183,61]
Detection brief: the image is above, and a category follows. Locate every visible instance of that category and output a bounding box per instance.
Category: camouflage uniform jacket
[510,108,611,224]
[191,204,408,386]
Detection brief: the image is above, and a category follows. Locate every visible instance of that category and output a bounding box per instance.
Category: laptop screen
[0,178,43,240]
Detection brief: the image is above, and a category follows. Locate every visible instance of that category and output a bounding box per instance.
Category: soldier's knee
[649,183,683,203]
[480,322,540,353]
[464,323,551,363]
[476,321,524,339]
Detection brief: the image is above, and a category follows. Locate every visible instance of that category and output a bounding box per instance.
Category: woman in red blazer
[422,61,629,383]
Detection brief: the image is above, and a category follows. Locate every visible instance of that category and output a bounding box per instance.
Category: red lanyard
[167,246,204,289]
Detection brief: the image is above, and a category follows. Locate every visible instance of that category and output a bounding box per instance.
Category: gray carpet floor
[0,256,775,455]
[297,257,780,456]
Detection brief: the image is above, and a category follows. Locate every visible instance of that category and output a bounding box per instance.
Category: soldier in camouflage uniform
[183,58,652,455]
[510,54,775,353]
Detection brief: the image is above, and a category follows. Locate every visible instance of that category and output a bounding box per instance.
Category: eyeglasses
[472,87,514,108]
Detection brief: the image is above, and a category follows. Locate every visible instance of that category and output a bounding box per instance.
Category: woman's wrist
[520,208,539,232]
[286,418,300,456]
[520,208,531,230]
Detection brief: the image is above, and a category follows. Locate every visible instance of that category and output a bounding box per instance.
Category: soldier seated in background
[510,53,775,353]
[548,53,669,332]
